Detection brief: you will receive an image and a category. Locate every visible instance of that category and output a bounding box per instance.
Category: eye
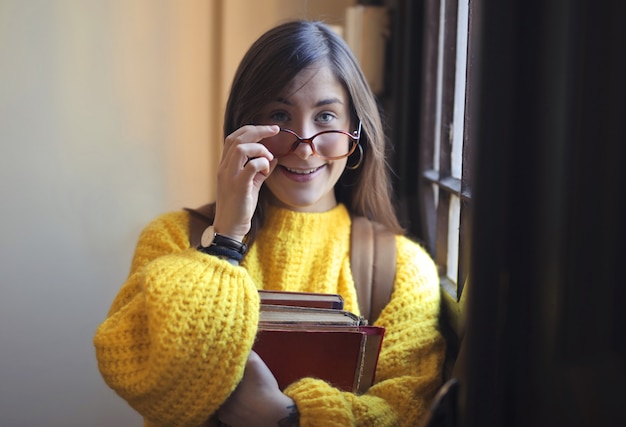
[268,110,290,124]
[316,112,336,124]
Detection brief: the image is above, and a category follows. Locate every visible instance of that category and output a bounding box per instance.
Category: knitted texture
[94,203,445,427]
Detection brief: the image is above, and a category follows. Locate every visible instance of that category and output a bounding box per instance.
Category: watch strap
[197,244,244,262]
[212,233,248,255]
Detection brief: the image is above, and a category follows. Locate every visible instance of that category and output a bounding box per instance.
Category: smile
[277,164,326,183]
[283,165,324,175]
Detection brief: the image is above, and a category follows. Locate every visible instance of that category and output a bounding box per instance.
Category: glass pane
[451,0,469,180]
[446,194,461,284]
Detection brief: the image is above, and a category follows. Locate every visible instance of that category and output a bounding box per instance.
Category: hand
[217,351,300,427]
[213,125,279,242]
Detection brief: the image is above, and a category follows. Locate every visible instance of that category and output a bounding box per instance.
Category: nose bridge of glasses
[275,129,309,154]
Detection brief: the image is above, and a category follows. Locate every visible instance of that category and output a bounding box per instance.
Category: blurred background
[0,1,357,425]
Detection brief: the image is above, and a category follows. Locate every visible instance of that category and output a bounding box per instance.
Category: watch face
[200,225,215,247]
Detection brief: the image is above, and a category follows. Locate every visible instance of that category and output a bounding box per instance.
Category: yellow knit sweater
[94,204,445,427]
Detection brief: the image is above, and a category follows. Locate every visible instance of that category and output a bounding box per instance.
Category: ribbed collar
[258,203,351,243]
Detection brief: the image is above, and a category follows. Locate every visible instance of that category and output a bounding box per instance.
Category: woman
[94,20,445,427]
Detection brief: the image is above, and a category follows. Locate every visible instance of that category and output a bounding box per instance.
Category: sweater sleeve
[93,212,260,427]
[283,235,446,427]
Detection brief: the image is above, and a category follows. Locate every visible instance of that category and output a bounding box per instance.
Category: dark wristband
[212,233,248,255]
[197,244,244,261]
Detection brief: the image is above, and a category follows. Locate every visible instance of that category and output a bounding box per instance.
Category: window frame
[418,0,473,305]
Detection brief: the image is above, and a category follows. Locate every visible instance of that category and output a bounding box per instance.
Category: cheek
[329,159,348,183]
[263,172,280,195]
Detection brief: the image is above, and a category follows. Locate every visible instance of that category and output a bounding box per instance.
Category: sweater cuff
[284,378,353,427]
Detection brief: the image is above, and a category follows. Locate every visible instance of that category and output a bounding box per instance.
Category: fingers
[223,125,279,162]
[220,125,279,179]
[226,124,280,146]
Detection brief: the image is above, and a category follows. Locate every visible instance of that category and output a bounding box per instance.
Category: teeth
[285,166,319,175]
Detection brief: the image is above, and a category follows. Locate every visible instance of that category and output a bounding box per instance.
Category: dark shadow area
[460,0,626,426]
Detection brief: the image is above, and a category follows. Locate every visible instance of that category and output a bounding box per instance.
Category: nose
[292,138,315,159]
[289,123,316,159]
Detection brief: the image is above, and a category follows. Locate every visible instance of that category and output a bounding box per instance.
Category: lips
[278,164,325,182]
[284,166,323,175]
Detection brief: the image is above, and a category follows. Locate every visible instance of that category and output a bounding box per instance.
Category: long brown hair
[224,20,403,244]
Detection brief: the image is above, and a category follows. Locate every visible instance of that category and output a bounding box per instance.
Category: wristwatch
[200,225,217,248]
[198,225,248,261]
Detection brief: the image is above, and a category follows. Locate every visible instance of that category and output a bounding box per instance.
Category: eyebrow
[275,97,344,108]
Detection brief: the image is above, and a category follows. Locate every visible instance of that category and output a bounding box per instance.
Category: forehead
[279,65,348,104]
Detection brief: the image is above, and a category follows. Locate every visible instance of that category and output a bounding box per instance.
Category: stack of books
[253,290,385,394]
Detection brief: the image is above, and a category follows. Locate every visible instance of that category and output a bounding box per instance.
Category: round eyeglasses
[262,122,362,160]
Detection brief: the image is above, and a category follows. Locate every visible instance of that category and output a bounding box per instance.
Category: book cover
[253,325,384,394]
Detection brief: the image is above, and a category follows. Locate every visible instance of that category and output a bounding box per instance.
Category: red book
[253,325,384,394]
[254,290,385,394]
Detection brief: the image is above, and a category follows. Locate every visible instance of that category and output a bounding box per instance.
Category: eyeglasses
[262,122,362,160]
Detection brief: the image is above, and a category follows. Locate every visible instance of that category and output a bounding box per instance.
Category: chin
[278,199,323,212]
[268,191,335,213]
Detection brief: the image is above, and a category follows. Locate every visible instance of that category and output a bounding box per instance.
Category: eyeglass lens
[263,129,358,159]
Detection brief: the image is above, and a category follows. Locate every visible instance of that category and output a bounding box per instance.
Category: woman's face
[258,65,353,213]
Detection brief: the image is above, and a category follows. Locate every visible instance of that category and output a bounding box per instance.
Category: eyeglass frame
[269,121,362,160]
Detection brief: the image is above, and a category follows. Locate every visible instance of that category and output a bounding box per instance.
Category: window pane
[446,194,461,283]
[451,0,469,180]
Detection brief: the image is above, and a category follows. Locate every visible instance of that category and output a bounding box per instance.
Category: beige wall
[0,1,353,425]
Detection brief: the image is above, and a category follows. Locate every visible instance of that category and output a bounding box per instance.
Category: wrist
[197,225,247,263]
[212,215,248,243]
[200,226,247,253]
[213,229,246,244]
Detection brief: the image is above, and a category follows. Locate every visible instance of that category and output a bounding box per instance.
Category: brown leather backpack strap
[370,220,397,322]
[351,216,397,323]
[351,216,375,320]
[184,202,216,248]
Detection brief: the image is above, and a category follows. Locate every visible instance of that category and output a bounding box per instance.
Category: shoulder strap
[350,216,397,323]
[184,204,397,323]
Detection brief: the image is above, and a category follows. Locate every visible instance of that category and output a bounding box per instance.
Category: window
[418,0,473,302]
[385,0,473,312]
